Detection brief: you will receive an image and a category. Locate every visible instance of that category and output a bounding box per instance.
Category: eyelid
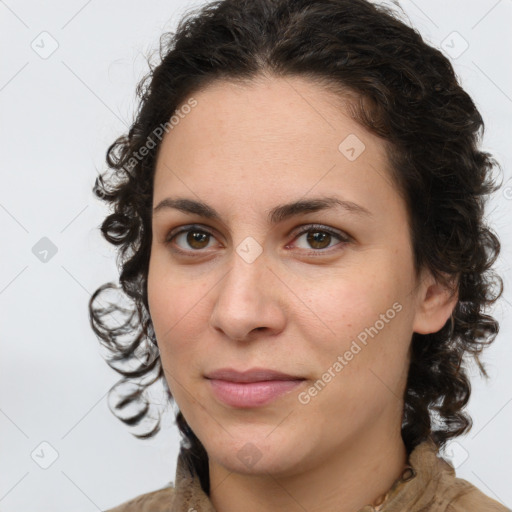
[288,223,351,243]
[165,223,221,244]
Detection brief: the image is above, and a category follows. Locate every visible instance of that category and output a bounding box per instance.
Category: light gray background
[1,0,511,510]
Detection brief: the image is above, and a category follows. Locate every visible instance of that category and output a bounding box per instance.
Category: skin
[147,75,458,512]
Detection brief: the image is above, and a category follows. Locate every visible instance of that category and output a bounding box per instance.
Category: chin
[206,434,308,477]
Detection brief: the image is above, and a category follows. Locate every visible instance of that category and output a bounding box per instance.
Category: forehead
[153,76,400,221]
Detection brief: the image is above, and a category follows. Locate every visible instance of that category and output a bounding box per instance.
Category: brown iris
[187,230,210,249]
[306,230,331,250]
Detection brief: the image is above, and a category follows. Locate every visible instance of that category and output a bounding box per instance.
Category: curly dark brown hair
[88,0,504,494]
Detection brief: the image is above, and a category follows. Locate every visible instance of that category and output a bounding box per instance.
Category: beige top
[105,439,509,511]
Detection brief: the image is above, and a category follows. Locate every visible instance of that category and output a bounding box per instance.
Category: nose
[209,249,287,342]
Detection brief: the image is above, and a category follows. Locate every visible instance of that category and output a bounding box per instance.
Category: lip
[205,367,303,382]
[205,367,305,408]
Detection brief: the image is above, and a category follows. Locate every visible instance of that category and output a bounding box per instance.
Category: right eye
[165,225,220,254]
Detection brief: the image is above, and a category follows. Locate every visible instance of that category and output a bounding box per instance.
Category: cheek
[299,282,410,422]
[303,270,396,341]
[147,252,210,340]
[147,260,206,390]
[301,268,411,388]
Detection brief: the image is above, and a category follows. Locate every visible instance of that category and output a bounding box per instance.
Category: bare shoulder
[446,477,510,512]
[103,484,175,512]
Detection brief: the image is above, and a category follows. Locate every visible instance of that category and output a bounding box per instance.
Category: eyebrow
[153,196,373,224]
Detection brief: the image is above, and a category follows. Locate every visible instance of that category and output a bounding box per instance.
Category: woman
[89,0,508,510]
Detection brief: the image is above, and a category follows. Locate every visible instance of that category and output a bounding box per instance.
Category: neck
[208,421,408,512]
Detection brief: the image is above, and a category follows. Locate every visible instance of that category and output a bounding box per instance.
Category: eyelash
[164,223,351,257]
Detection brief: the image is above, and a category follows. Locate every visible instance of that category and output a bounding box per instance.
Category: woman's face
[148,76,450,477]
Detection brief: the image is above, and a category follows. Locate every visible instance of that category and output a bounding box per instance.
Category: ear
[412,268,459,335]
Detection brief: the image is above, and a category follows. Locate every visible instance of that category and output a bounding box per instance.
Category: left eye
[290,226,349,251]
